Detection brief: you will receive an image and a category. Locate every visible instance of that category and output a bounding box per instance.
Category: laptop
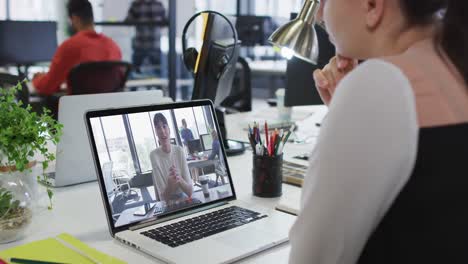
[50,90,171,187]
[85,100,296,264]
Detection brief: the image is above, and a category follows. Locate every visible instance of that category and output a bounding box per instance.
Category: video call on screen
[90,105,233,227]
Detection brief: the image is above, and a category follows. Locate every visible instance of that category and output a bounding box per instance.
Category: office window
[193,106,209,134]
[100,115,136,177]
[194,0,236,14]
[254,0,302,18]
[0,0,6,19]
[128,113,157,173]
[90,118,111,167]
[9,0,58,20]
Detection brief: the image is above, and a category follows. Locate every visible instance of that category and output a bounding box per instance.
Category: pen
[274,129,281,155]
[10,258,68,264]
[270,129,276,155]
[255,144,263,156]
[277,142,284,155]
[264,121,269,156]
[283,127,294,144]
[248,134,255,152]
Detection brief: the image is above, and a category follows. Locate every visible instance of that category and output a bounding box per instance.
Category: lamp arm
[298,0,321,25]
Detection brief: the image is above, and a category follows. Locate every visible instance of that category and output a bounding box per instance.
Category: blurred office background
[0,0,307,101]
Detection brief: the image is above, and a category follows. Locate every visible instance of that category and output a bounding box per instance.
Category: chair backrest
[0,73,29,105]
[220,56,252,112]
[68,61,132,95]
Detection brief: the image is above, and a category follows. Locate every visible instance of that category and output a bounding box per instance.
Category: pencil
[283,127,293,144]
[264,121,269,155]
[10,258,68,264]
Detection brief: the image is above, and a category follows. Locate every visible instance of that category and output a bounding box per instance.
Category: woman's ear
[317,0,325,22]
[364,0,385,29]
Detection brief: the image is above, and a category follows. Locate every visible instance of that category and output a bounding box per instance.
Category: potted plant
[0,83,62,243]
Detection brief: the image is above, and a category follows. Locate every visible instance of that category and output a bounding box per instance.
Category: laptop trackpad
[215,227,277,250]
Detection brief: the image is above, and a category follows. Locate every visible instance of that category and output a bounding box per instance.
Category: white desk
[247,60,287,76]
[0,104,327,263]
[26,78,193,95]
[125,78,193,89]
[186,159,216,170]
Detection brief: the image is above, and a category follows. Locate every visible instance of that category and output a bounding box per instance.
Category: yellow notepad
[0,233,126,264]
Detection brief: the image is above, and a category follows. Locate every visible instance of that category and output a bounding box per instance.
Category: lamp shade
[268,0,321,64]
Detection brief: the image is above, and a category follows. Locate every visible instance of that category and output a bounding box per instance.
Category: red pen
[269,133,275,156]
[265,121,269,156]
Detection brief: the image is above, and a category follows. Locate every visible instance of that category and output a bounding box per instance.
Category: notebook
[275,185,302,216]
[0,233,125,264]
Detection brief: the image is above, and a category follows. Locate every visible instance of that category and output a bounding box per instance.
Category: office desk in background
[26,78,193,98]
[0,104,327,263]
[247,60,287,76]
[247,60,287,97]
[186,159,216,170]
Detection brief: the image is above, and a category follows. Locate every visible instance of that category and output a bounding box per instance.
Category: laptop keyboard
[141,206,267,248]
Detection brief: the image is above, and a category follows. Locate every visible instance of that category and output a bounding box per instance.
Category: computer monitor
[191,13,244,155]
[192,13,239,106]
[0,21,57,66]
[201,134,213,151]
[187,139,202,154]
[284,13,335,107]
[235,15,274,47]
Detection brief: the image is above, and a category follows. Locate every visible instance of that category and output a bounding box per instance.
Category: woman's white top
[289,60,420,264]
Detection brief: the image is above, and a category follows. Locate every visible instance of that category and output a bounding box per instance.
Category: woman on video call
[289,0,468,263]
[150,113,193,202]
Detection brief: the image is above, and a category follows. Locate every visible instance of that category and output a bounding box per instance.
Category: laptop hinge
[129,201,229,231]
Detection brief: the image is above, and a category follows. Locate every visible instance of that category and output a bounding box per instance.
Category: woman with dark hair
[150,113,193,202]
[289,0,468,263]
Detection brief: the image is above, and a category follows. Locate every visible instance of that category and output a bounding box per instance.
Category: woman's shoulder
[354,59,407,78]
[339,59,413,97]
[331,59,417,121]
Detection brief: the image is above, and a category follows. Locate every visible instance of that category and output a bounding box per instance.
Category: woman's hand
[313,55,358,105]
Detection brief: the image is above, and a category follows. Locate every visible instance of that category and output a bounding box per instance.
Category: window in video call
[90,105,233,227]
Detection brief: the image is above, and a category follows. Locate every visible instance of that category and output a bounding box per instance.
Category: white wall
[9,0,58,20]
[0,0,6,19]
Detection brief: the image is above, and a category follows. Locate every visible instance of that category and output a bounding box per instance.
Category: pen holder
[252,154,283,198]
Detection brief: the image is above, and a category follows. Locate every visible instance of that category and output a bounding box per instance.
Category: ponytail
[440,0,468,85]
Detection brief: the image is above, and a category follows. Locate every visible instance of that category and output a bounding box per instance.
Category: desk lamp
[268,0,321,64]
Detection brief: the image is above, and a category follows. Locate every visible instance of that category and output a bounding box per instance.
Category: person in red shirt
[32,0,122,95]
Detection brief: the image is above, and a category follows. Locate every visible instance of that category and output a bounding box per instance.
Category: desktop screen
[284,13,335,107]
[0,21,57,65]
[88,104,233,228]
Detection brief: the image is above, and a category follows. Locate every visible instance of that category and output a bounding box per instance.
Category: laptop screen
[86,101,235,229]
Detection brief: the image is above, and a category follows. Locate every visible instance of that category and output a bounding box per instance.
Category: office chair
[220,56,252,113]
[0,73,29,105]
[68,61,132,95]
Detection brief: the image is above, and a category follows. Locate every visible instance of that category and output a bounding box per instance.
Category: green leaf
[0,84,62,212]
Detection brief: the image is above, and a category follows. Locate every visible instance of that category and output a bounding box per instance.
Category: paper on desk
[240,107,314,130]
[275,185,302,216]
[292,108,327,143]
